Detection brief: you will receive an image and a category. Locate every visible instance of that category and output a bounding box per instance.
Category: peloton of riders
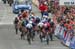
[14,9,54,45]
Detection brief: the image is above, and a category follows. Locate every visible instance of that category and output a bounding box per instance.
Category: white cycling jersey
[26,23,33,28]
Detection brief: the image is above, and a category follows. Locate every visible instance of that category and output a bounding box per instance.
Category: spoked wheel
[39,33,43,42]
[21,32,25,40]
[27,31,31,44]
[31,31,35,41]
[15,26,18,34]
[27,35,31,44]
[14,24,18,34]
[39,34,42,42]
[46,33,49,45]
[46,36,49,45]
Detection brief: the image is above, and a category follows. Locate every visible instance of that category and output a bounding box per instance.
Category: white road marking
[43,46,68,48]
[0,22,13,25]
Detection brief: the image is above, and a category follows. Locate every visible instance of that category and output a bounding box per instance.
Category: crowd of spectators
[38,0,75,48]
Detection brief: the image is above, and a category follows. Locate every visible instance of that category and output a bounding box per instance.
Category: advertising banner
[59,0,75,5]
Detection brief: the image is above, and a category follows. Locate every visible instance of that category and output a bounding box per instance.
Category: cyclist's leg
[49,33,53,41]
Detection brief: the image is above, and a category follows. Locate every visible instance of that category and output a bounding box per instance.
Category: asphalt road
[0,0,69,49]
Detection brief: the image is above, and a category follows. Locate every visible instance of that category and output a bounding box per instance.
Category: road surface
[0,0,69,49]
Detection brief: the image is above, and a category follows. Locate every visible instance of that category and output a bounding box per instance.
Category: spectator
[39,3,48,17]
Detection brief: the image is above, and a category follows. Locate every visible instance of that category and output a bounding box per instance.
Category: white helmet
[51,19,53,22]
[38,22,44,27]
[29,21,32,24]
[43,15,48,18]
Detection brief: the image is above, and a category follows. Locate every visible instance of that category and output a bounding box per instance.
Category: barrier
[54,25,75,49]
[70,36,75,49]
